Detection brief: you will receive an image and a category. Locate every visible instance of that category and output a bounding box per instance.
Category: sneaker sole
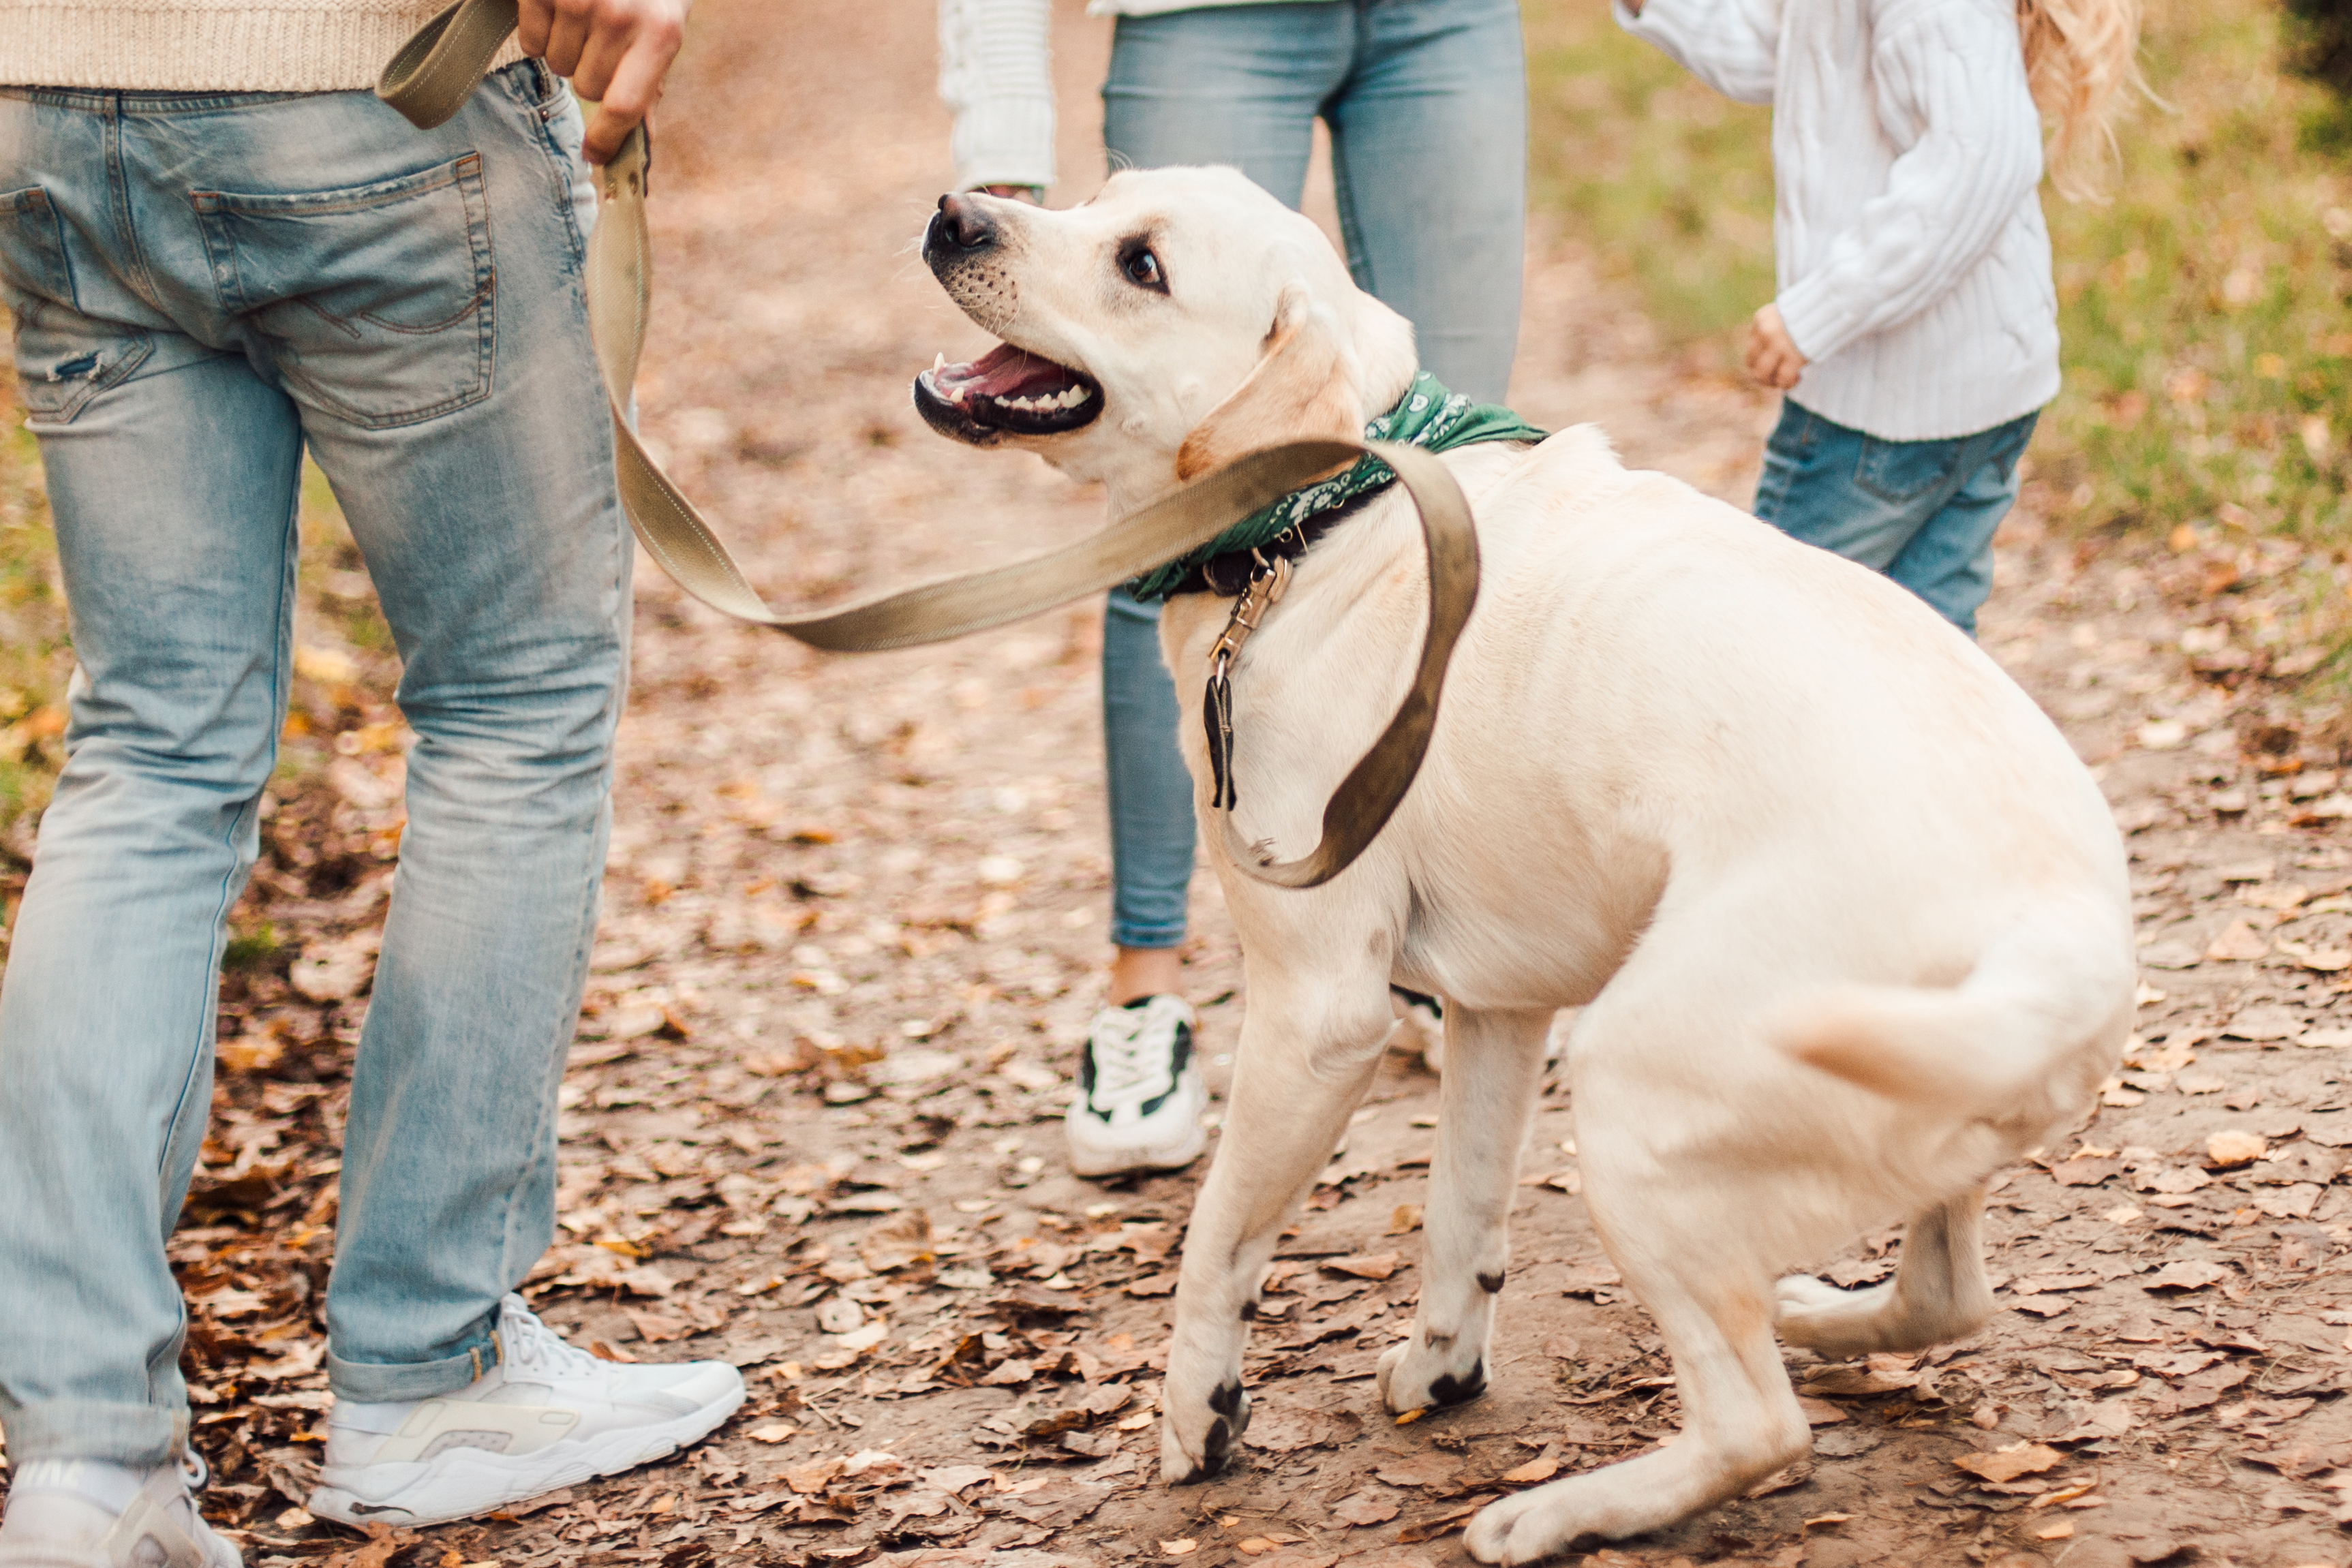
[1066,1120,1208,1178]
[305,1384,745,1528]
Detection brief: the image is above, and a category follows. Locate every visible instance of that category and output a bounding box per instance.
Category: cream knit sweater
[0,1,524,93]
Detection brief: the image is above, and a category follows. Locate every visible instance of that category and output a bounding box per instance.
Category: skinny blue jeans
[1098,0,1527,949]
[0,66,629,1464]
[1752,399,2041,638]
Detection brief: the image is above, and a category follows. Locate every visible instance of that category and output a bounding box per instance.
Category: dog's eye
[1120,243,1167,293]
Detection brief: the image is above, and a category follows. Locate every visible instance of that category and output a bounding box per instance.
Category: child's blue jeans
[1752,400,2040,637]
[1097,0,1527,951]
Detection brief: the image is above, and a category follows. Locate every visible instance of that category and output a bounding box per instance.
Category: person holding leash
[938,0,1526,1178]
[1618,0,2139,636]
[0,3,746,1560]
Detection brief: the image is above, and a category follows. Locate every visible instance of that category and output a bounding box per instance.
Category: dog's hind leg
[1159,969,1396,1486]
[1773,1184,1994,1358]
[1463,1160,1812,1562]
[1377,1004,1551,1416]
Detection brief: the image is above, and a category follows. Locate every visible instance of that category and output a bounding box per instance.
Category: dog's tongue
[934,343,1086,400]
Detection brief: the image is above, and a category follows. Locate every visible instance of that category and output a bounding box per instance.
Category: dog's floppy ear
[1176,283,1366,483]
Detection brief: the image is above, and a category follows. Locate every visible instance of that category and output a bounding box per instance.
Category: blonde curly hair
[2017,0,2146,198]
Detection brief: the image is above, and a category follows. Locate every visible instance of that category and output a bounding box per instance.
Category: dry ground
[16,1,2352,1567]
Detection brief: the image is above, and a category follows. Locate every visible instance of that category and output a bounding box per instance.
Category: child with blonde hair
[1619,0,2140,634]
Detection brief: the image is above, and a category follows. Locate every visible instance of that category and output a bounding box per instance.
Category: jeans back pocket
[194,153,495,429]
[0,185,76,310]
[1851,431,1965,507]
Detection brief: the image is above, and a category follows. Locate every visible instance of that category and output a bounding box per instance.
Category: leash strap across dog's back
[375,0,1480,885]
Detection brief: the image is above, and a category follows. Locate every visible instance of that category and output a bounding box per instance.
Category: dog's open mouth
[913,342,1103,442]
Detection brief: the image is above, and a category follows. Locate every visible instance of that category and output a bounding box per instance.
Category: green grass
[1525,0,2352,575]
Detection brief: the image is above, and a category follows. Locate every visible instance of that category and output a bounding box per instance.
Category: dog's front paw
[1375,1324,1488,1415]
[1464,1481,1605,1566]
[1158,1374,1250,1484]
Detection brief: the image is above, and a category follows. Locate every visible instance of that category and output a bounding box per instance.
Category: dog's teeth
[932,353,947,373]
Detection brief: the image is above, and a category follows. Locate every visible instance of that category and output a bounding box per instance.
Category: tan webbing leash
[376,0,1480,886]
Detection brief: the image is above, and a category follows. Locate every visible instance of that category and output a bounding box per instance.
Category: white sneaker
[1391,991,1572,1075]
[307,1294,744,1528]
[0,1454,241,1568]
[1066,994,1208,1177]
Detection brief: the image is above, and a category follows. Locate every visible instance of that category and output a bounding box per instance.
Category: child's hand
[1744,303,1807,390]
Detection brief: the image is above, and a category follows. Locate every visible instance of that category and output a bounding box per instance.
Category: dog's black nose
[932,191,998,253]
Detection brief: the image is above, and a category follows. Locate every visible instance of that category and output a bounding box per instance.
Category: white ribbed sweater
[0,1,523,93]
[1619,0,2060,441]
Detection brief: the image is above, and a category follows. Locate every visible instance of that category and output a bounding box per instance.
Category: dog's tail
[1769,899,2132,1127]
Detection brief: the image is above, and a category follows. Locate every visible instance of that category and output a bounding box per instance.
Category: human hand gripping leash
[376,0,1479,886]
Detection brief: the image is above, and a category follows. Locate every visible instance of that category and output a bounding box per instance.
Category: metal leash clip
[1204,551,1294,810]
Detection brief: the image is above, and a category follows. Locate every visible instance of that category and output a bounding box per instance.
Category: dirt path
[71,1,2352,1567]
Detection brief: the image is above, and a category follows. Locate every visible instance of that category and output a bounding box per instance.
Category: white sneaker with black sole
[1066,994,1208,1177]
[307,1294,744,1528]
[0,1454,241,1568]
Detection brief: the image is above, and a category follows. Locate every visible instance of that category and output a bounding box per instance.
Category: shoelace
[1087,1005,1178,1114]
[497,1295,603,1379]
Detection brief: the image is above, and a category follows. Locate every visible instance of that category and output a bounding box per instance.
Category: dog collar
[1130,371,1545,602]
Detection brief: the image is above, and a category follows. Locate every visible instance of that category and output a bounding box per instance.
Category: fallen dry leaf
[1160,1541,1197,1556]
[1324,1252,1402,1281]
[1499,1456,1561,1484]
[2207,1129,2267,1168]
[1388,1203,1424,1235]
[1799,1366,1919,1396]
[1375,1454,1463,1488]
[1953,1443,2064,1484]
[1330,1490,1401,1527]
[1744,1460,1814,1498]
[784,1456,847,1494]
[859,1209,934,1273]
[1394,1496,1496,1545]
[2208,921,2272,962]
[2141,1259,2231,1293]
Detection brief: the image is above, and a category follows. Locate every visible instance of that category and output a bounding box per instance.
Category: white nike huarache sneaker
[1065,993,1208,1177]
[307,1294,744,1528]
[0,1454,241,1568]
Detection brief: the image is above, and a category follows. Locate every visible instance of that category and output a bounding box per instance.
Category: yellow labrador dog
[912,168,2134,1563]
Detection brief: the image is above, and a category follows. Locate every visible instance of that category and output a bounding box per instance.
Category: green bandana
[1125,371,1548,602]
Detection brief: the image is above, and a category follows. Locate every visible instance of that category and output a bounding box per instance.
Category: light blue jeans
[1098,0,1527,949]
[0,66,629,1464]
[1752,399,2041,637]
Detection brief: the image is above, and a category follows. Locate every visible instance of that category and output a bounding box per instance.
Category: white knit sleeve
[1613,0,1780,106]
[1773,0,2044,366]
[938,0,1058,192]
